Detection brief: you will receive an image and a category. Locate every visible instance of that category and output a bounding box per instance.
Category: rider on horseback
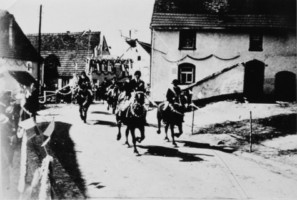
[164,79,182,111]
[116,71,148,124]
[78,71,92,90]
[77,84,93,123]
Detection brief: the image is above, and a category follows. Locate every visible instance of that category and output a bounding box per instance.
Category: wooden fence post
[249,111,253,152]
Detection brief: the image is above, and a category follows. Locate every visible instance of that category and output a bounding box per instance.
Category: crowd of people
[0,81,40,192]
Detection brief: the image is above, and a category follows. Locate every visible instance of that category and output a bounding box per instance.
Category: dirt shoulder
[180,101,297,170]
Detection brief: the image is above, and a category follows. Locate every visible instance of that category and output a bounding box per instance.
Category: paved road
[40,103,297,200]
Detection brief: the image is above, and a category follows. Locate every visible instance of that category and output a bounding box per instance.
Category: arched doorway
[275,71,296,102]
[243,59,265,102]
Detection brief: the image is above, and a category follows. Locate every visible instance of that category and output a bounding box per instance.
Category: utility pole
[37,5,42,97]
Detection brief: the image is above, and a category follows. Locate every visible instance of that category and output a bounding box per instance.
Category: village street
[37,102,297,200]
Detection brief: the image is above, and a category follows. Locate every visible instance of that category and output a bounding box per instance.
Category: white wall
[151,29,297,101]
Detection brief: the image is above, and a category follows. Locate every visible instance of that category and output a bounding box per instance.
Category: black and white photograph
[0,0,296,199]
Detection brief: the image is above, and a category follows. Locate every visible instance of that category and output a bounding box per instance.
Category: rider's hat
[134,70,141,76]
[172,79,179,85]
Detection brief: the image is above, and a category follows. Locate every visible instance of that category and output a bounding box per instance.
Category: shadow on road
[90,120,117,127]
[91,111,112,115]
[177,140,238,153]
[138,145,204,162]
[49,121,87,197]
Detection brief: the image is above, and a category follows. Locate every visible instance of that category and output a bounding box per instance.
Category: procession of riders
[0,70,192,159]
[71,70,192,153]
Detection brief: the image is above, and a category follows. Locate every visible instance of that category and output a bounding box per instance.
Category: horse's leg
[130,127,139,154]
[112,103,116,114]
[176,122,183,138]
[125,126,130,147]
[79,106,84,121]
[157,110,161,134]
[83,105,88,123]
[137,125,145,143]
[117,118,122,141]
[164,123,170,142]
[170,124,177,147]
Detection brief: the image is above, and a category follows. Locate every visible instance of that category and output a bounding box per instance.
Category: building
[27,31,100,90]
[0,10,42,92]
[150,0,296,102]
[122,38,151,84]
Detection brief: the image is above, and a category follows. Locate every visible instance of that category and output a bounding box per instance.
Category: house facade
[0,10,42,92]
[150,0,296,102]
[27,31,100,90]
[122,39,151,84]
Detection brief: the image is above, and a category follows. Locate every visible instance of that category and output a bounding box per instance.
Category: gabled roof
[0,10,42,62]
[151,0,296,29]
[27,31,100,51]
[27,31,101,77]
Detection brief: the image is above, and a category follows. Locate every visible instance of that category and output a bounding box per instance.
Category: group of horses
[74,83,192,155]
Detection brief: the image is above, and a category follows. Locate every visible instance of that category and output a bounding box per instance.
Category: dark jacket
[24,89,39,115]
[78,76,91,89]
[166,86,181,104]
[130,79,146,93]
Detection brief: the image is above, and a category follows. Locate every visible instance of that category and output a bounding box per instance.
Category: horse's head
[134,91,145,103]
[130,102,146,118]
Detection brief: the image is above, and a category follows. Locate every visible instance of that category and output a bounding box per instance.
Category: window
[178,63,195,84]
[179,30,196,50]
[62,78,69,88]
[249,33,263,51]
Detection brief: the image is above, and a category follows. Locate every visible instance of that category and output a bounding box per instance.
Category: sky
[1,0,155,55]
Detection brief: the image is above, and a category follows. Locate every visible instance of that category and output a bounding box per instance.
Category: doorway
[243,60,265,102]
[275,71,296,102]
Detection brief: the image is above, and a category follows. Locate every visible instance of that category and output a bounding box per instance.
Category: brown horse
[116,92,146,154]
[156,94,189,147]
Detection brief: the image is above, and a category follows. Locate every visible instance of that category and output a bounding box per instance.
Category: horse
[116,91,147,154]
[156,93,189,147]
[106,85,120,114]
[75,87,93,123]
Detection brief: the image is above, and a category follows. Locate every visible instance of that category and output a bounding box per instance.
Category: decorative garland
[163,54,240,63]
[56,90,72,96]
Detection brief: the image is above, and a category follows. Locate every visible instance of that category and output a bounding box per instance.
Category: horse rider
[106,77,118,94]
[164,79,182,111]
[78,71,91,90]
[130,71,146,94]
[129,71,148,124]
[77,84,93,123]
